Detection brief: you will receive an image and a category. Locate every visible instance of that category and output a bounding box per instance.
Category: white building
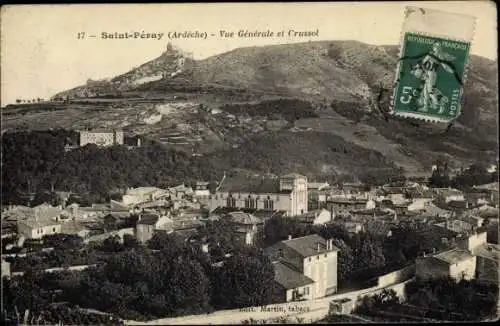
[135,213,173,243]
[18,217,62,239]
[122,187,169,206]
[79,129,124,147]
[17,204,64,239]
[264,234,339,302]
[296,209,334,225]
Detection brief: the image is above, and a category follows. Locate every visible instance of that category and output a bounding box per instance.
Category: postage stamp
[393,32,470,120]
[391,7,476,123]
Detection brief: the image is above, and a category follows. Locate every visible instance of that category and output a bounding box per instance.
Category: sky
[1,2,497,105]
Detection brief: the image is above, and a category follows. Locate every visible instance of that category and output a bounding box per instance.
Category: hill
[3,41,498,180]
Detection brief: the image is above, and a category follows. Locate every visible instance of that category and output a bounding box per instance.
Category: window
[324,254,328,258]
[305,287,309,295]
[264,197,274,210]
[317,255,320,260]
[245,196,256,209]
[53,227,56,232]
[308,257,311,262]
[227,195,236,208]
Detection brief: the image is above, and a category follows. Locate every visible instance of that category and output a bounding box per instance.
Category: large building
[264,234,339,302]
[79,129,124,147]
[208,173,308,217]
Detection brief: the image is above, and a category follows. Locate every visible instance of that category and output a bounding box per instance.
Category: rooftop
[473,182,499,192]
[60,221,89,234]
[228,211,263,225]
[126,187,165,196]
[137,214,160,225]
[432,248,475,264]
[19,216,60,229]
[281,173,307,179]
[272,260,315,289]
[282,234,339,257]
[329,198,368,204]
[472,243,500,262]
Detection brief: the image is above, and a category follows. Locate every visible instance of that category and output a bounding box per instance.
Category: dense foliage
[2,129,402,205]
[220,99,319,122]
[3,232,276,321]
[428,160,497,189]
[2,130,225,205]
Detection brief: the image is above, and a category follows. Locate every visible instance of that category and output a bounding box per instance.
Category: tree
[159,255,211,316]
[352,232,386,280]
[123,234,139,248]
[331,238,355,286]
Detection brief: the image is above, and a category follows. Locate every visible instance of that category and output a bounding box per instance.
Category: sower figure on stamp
[402,42,462,113]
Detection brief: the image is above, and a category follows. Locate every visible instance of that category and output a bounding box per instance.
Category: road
[125,279,413,325]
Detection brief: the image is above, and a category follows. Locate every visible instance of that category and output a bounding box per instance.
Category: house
[296,209,334,225]
[388,193,407,205]
[471,242,500,284]
[308,188,330,211]
[341,182,368,195]
[18,217,62,239]
[60,221,91,238]
[473,182,499,206]
[227,211,263,246]
[326,198,369,216]
[345,222,364,234]
[135,213,172,243]
[169,184,194,200]
[2,259,11,279]
[209,173,308,217]
[461,215,484,228]
[17,205,64,239]
[194,181,210,197]
[445,200,469,212]
[435,188,465,203]
[415,248,477,281]
[420,203,452,219]
[456,228,488,252]
[406,189,434,211]
[264,234,339,302]
[122,187,169,206]
[441,219,476,234]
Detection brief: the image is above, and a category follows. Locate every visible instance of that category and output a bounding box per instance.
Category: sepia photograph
[1,2,498,325]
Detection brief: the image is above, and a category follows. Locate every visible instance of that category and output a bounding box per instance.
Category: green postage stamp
[392,7,476,123]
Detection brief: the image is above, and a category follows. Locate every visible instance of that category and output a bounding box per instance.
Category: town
[1,128,499,324]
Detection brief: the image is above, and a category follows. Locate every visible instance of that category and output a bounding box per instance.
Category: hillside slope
[5,41,498,179]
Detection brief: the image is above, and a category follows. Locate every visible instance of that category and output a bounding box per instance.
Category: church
[207,173,308,217]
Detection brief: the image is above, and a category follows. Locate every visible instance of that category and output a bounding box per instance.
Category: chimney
[317,242,321,252]
[288,235,292,240]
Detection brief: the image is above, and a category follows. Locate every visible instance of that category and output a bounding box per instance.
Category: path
[124,278,414,325]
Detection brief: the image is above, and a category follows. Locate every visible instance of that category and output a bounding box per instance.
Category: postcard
[1,2,498,325]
